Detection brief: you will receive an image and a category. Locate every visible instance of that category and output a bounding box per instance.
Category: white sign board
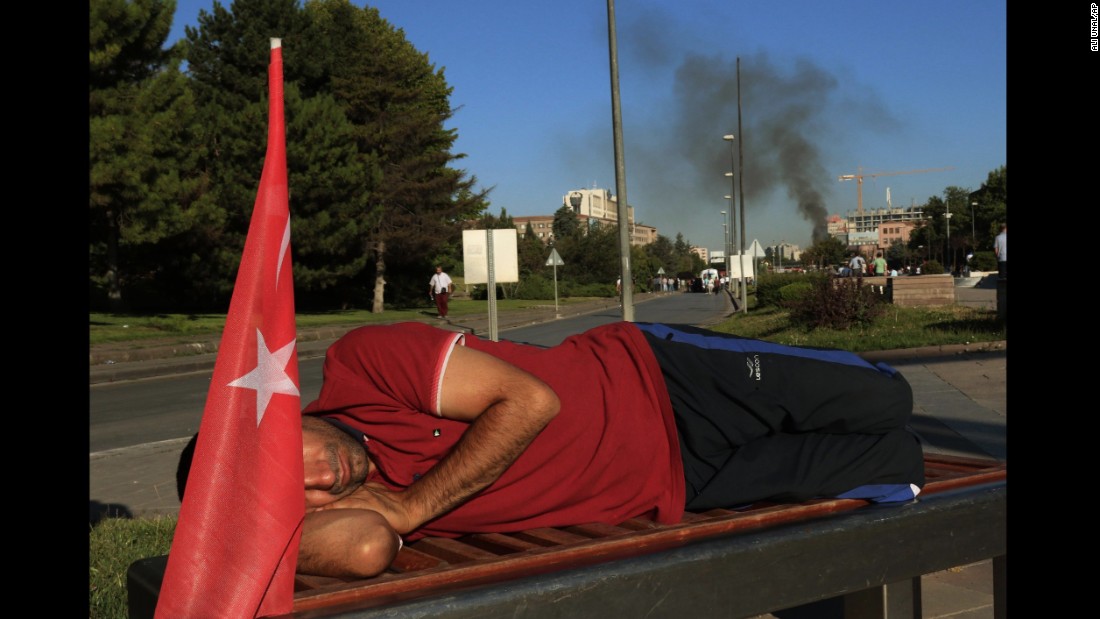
[727,251,757,279]
[463,229,519,283]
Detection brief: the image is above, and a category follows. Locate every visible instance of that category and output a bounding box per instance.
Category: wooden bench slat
[407,537,499,564]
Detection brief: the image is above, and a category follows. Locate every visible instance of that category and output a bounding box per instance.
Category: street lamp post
[735,59,748,313]
[945,198,953,275]
[721,208,731,291]
[970,200,978,250]
[722,134,741,307]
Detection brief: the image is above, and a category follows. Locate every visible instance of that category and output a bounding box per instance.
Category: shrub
[756,272,814,308]
[508,274,557,300]
[788,274,886,330]
[970,251,997,272]
[776,282,813,308]
[923,260,946,275]
[565,281,616,298]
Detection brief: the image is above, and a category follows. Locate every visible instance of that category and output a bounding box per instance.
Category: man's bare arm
[321,344,560,533]
[298,509,401,579]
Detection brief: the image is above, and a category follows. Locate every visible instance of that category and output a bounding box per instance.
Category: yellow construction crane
[838,166,954,214]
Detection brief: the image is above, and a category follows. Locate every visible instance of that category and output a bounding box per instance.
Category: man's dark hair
[176,433,199,502]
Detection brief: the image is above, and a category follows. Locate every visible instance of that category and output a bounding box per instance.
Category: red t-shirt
[302,321,684,540]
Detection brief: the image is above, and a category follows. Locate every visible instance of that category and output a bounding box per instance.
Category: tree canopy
[89,2,1006,310]
[90,0,487,311]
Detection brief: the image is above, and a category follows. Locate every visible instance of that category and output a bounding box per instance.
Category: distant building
[878,221,920,253]
[632,224,658,245]
[513,188,657,246]
[846,205,926,234]
[826,213,848,237]
[690,246,709,263]
[767,242,802,266]
[829,205,927,256]
[513,215,556,243]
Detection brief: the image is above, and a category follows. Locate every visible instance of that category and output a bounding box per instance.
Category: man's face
[435,266,443,273]
[302,416,371,508]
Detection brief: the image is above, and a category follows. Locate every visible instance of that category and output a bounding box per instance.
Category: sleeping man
[179,321,924,578]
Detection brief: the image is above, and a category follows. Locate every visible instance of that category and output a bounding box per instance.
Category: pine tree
[310,0,487,311]
[90,0,199,310]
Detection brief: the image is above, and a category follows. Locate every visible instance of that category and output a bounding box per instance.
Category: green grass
[88,294,1004,617]
[707,303,1004,351]
[90,516,177,619]
[89,297,606,347]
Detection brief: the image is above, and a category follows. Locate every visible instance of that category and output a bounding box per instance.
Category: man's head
[435,265,443,273]
[302,415,372,508]
[175,415,372,508]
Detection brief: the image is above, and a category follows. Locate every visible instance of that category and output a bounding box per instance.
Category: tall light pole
[606,0,634,321]
[723,134,738,303]
[735,57,747,313]
[945,197,952,274]
[970,200,978,250]
[721,208,731,289]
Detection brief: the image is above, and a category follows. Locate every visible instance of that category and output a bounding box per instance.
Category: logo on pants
[746,355,761,381]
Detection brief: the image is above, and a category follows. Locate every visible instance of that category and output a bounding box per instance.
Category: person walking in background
[873,252,887,276]
[429,265,454,319]
[848,252,866,278]
[994,224,1007,279]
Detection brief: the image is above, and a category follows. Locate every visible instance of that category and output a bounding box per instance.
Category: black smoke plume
[615,12,898,246]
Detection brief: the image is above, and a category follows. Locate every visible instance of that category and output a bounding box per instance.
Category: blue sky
[168,0,1006,252]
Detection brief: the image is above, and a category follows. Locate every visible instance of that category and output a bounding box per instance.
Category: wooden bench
[128,454,1006,618]
[886,274,955,307]
[832,275,955,307]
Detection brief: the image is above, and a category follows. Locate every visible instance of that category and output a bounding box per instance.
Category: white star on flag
[228,328,300,426]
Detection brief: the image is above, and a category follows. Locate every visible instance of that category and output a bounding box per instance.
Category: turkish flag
[156,39,304,618]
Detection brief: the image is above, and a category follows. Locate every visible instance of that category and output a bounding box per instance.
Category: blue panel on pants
[634,322,898,376]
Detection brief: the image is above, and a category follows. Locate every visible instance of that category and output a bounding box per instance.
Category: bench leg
[842,577,920,619]
[993,554,1006,619]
